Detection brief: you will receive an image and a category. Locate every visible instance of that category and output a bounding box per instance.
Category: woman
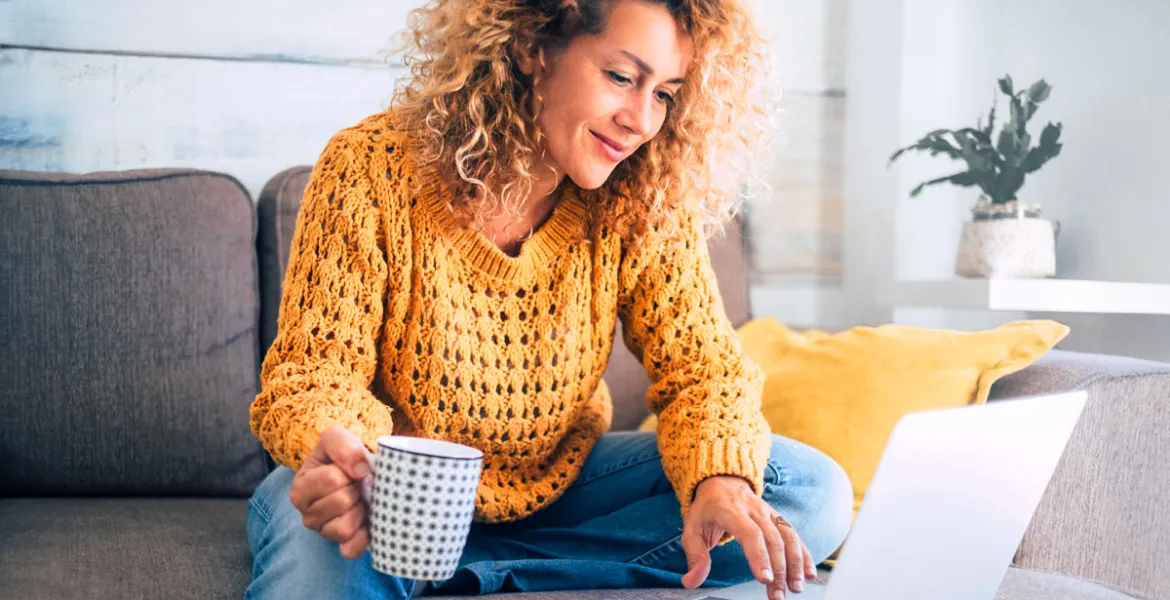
[245,0,852,598]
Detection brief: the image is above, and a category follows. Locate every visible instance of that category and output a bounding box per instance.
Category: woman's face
[524,0,693,190]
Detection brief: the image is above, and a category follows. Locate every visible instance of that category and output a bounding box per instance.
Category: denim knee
[246,466,418,600]
[763,435,853,565]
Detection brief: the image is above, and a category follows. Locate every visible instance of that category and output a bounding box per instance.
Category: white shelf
[891,278,1170,315]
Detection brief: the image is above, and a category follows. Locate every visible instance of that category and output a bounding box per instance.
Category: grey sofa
[1,166,1167,600]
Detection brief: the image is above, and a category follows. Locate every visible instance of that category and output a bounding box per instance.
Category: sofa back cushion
[257,167,751,433]
[257,167,314,356]
[0,169,270,497]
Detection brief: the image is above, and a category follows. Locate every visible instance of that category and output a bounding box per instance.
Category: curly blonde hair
[389,0,779,244]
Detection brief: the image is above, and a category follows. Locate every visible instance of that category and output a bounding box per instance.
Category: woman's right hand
[288,424,373,559]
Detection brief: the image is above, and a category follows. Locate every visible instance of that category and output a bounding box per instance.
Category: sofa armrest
[989,350,1170,600]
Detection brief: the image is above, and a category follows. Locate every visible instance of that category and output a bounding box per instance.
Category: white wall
[844,0,1170,361]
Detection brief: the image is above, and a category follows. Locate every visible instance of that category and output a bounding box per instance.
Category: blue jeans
[245,431,853,599]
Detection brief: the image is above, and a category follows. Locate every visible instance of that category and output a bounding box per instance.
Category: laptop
[694,391,1088,600]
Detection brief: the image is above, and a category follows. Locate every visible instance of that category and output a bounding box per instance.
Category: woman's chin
[567,165,617,190]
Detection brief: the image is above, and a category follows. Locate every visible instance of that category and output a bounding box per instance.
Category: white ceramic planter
[954,217,1058,278]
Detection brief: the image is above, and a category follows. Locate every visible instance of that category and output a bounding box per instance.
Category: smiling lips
[591,131,630,162]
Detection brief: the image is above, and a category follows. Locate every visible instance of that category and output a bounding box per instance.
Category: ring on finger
[772,512,792,530]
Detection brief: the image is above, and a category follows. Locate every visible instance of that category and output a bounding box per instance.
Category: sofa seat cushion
[0,499,1141,600]
[995,567,1145,599]
[0,498,252,600]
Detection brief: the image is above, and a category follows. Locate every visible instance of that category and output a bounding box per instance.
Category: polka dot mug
[360,436,484,581]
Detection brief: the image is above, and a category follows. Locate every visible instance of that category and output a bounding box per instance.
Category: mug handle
[359,447,381,506]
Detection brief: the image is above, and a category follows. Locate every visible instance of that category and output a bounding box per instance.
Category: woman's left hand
[681,475,816,599]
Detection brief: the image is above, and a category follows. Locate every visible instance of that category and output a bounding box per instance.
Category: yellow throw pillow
[638,317,1069,522]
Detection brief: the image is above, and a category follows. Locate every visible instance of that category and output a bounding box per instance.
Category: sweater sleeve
[617,218,770,517]
[250,131,394,470]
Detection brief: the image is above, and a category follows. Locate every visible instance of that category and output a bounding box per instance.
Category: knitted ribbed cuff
[678,435,767,516]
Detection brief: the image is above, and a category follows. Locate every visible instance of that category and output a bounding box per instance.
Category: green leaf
[1014,133,1032,166]
[956,127,994,147]
[956,129,1003,172]
[909,170,982,197]
[1021,145,1056,173]
[928,139,962,157]
[1024,102,1038,124]
[998,169,1027,203]
[1039,121,1062,147]
[998,75,1014,96]
[888,132,965,166]
[1009,97,1025,129]
[1016,122,1062,174]
[888,143,918,164]
[950,170,983,187]
[955,133,991,172]
[997,128,1017,157]
[1022,132,1063,173]
[887,144,922,165]
[1027,80,1051,103]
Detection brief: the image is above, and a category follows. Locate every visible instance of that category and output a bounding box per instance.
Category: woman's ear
[513,39,544,76]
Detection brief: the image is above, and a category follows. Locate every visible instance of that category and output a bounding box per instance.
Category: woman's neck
[437,159,567,255]
[484,179,564,256]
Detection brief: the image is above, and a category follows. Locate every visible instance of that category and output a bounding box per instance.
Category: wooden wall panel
[1,48,404,197]
[1,0,415,65]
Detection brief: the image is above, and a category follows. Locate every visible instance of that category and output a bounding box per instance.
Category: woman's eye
[656,91,675,105]
[606,71,633,86]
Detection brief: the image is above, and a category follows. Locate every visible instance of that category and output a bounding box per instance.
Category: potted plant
[889,75,1065,278]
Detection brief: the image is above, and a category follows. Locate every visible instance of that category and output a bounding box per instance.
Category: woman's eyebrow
[618,49,686,84]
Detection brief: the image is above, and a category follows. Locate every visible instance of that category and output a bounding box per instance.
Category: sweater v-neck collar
[403,139,590,281]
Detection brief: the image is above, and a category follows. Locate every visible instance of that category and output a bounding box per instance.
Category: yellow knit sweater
[250,110,769,522]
